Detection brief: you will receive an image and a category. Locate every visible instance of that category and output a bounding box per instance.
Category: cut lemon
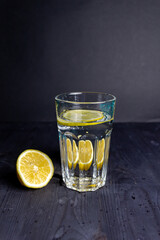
[63,109,104,122]
[66,138,79,169]
[16,149,54,188]
[57,109,110,126]
[79,140,93,171]
[96,138,105,170]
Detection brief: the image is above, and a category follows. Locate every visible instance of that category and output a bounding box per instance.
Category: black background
[1,0,160,122]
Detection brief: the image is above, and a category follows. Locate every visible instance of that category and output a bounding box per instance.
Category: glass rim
[55,91,116,104]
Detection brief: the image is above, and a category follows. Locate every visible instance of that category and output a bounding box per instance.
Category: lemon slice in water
[63,110,103,122]
[66,138,79,169]
[78,140,93,171]
[96,138,105,170]
[58,109,108,126]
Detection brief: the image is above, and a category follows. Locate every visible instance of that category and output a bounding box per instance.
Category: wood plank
[0,123,160,240]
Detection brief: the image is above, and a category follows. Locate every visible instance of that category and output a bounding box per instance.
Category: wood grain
[0,123,160,240]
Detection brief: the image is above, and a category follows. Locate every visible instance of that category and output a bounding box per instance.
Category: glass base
[63,176,106,192]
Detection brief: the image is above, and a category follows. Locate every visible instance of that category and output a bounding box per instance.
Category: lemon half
[16,149,54,188]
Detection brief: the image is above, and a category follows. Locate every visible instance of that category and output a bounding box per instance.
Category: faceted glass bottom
[63,176,106,192]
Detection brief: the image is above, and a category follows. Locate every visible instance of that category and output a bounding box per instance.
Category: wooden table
[0,123,160,240]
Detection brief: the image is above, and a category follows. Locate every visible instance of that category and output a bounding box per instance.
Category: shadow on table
[1,171,25,190]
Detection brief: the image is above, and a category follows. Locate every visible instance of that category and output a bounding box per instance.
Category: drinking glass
[55,92,116,192]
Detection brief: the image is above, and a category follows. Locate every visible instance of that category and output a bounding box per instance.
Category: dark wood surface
[0,122,160,240]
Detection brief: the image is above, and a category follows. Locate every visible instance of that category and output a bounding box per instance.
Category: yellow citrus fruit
[66,138,79,169]
[57,109,112,126]
[16,149,54,188]
[96,138,105,170]
[63,109,104,122]
[78,140,93,171]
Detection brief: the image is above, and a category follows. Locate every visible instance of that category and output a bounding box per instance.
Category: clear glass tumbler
[55,92,116,192]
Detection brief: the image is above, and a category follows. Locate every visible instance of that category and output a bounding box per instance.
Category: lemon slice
[96,138,105,170]
[16,149,54,188]
[66,138,79,169]
[79,140,93,171]
[57,109,110,126]
[63,110,103,122]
